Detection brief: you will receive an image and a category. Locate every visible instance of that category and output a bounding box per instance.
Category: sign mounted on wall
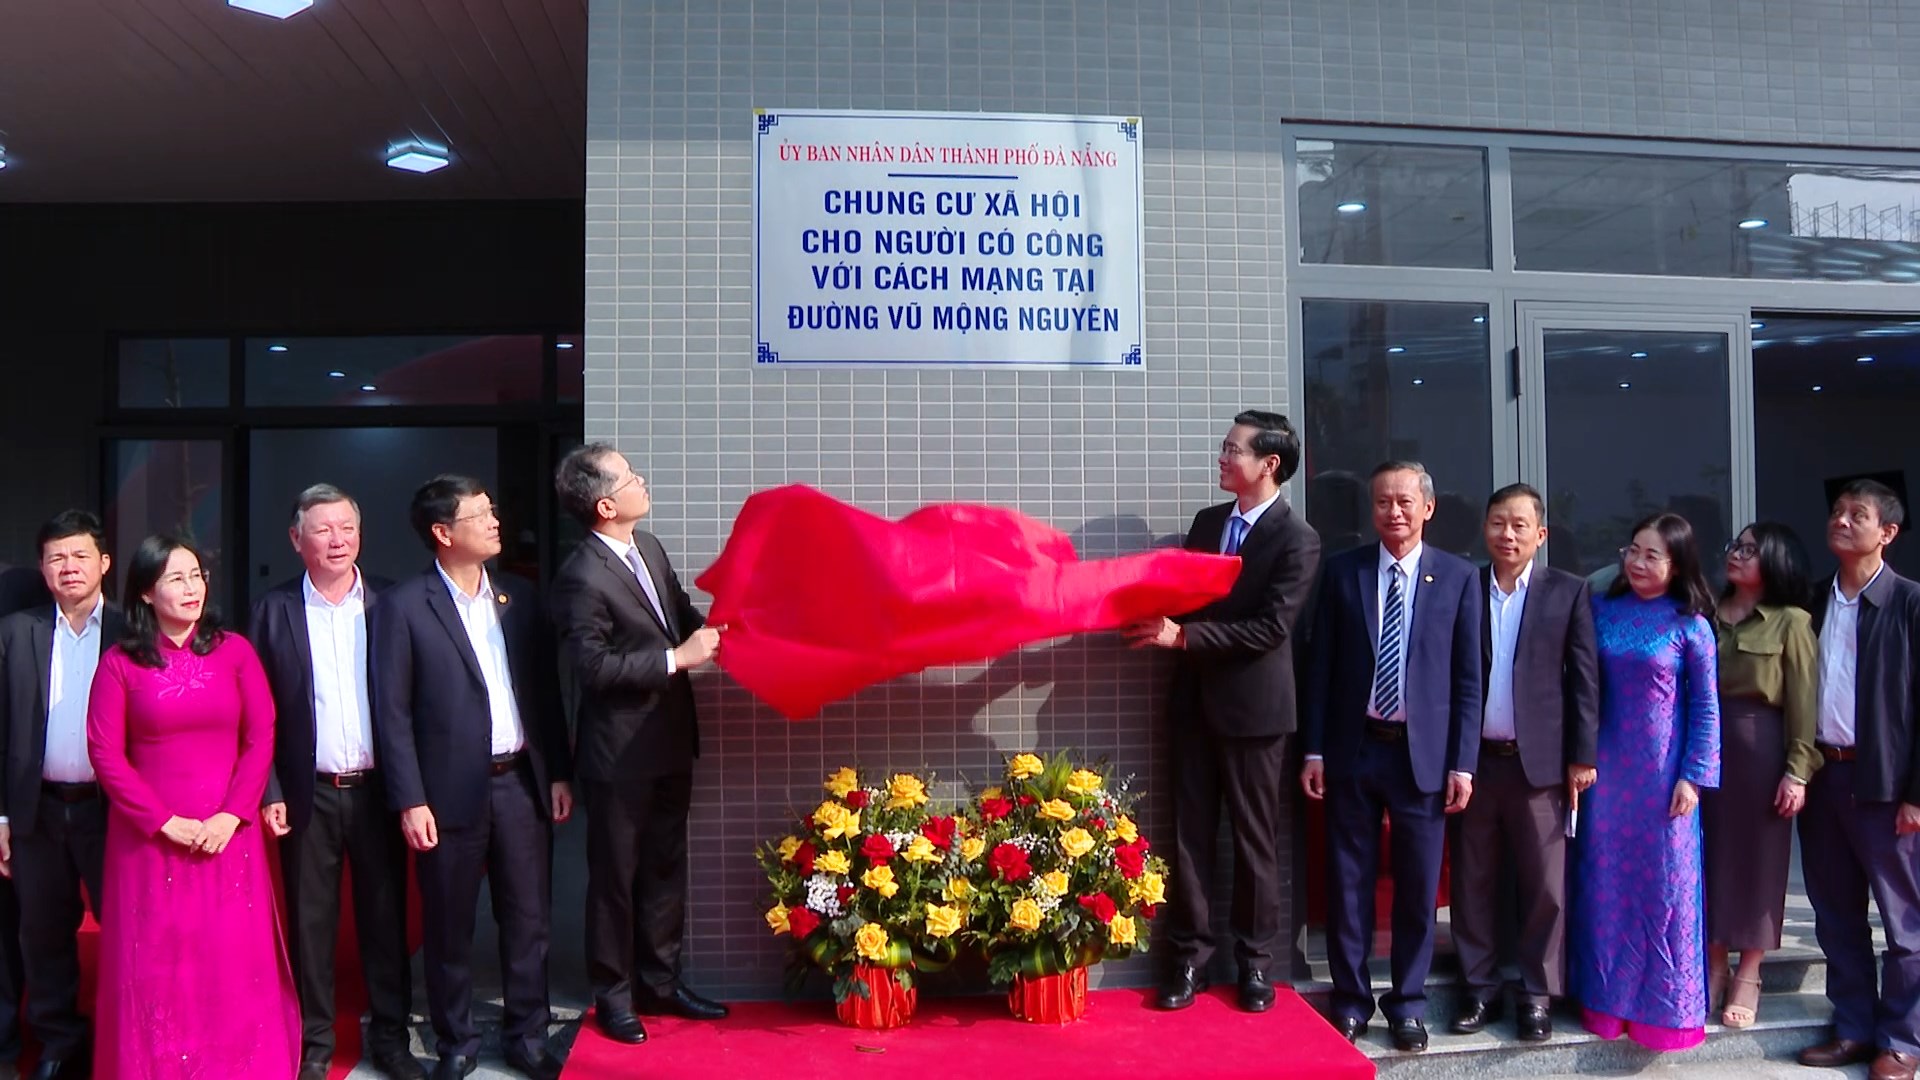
[753,109,1144,369]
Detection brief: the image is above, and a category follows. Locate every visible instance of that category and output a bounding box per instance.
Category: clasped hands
[161,812,244,856]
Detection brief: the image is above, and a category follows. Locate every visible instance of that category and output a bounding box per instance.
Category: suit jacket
[549,532,705,783]
[1304,543,1484,794]
[1169,499,1322,738]
[371,565,570,829]
[0,601,128,835]
[1811,565,1920,805]
[1479,564,1601,789]
[247,571,394,832]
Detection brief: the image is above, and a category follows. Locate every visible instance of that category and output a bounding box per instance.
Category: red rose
[845,789,872,809]
[1090,817,1107,830]
[921,816,957,850]
[1016,794,1037,807]
[1141,904,1158,919]
[988,842,1032,883]
[837,884,856,905]
[787,906,821,939]
[1077,893,1117,924]
[980,797,1013,821]
[861,833,895,865]
[1113,839,1147,880]
[793,840,818,876]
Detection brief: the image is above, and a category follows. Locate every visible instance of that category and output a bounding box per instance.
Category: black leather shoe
[1450,996,1500,1034]
[1331,1014,1366,1043]
[596,1007,649,1044]
[1516,1003,1552,1042]
[297,1061,331,1080]
[29,1060,86,1080]
[431,1055,478,1080]
[502,1049,564,1080]
[1391,1017,1429,1053]
[635,985,731,1021]
[370,1047,428,1080]
[1154,963,1209,1010]
[1238,970,1275,1013]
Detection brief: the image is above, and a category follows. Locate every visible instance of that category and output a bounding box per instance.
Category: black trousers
[417,765,552,1061]
[6,793,86,1059]
[279,780,413,1062]
[1167,730,1288,977]
[584,773,692,1008]
[1448,752,1568,1007]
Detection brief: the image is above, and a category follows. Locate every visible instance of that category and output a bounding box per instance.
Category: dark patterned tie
[1371,565,1405,719]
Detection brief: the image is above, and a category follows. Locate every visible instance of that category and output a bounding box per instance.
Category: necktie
[1225,516,1249,556]
[1372,565,1405,720]
[625,547,674,635]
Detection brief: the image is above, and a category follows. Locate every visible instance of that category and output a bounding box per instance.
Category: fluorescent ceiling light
[386,141,450,173]
[267,344,289,353]
[326,370,346,378]
[1335,201,1367,213]
[1630,351,1648,358]
[1750,321,1765,329]
[1472,315,1486,324]
[557,342,575,349]
[1858,355,1876,363]
[1386,346,1405,354]
[228,0,313,17]
[1737,218,1768,229]
[359,384,377,392]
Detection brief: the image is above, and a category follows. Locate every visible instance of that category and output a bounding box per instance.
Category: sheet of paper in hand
[694,485,1241,719]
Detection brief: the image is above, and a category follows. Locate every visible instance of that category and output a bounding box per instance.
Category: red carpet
[563,986,1374,1079]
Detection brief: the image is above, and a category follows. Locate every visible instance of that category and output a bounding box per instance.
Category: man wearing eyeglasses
[373,476,574,1080]
[1126,410,1321,1015]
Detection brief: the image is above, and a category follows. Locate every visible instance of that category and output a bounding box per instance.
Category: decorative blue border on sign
[753,110,1146,370]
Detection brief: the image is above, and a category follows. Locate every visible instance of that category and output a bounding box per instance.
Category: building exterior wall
[584,0,1920,998]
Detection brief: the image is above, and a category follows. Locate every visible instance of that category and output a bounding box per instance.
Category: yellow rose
[812,801,859,841]
[943,876,972,902]
[1008,897,1043,932]
[960,837,986,861]
[979,786,1004,802]
[776,836,801,862]
[854,922,890,961]
[815,850,851,875]
[824,767,860,798]
[886,773,930,809]
[1065,769,1102,795]
[1109,915,1138,947]
[765,901,791,935]
[862,864,899,898]
[1038,799,1076,822]
[1130,871,1167,907]
[1109,814,1139,843]
[1058,827,1096,860]
[924,902,964,939]
[903,835,941,864]
[1039,870,1070,897]
[1008,754,1045,780]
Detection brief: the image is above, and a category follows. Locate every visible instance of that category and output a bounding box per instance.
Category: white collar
[53,594,104,636]
[1378,541,1424,577]
[1231,489,1283,528]
[1491,560,1534,598]
[301,567,365,607]
[1832,563,1886,608]
[593,530,636,560]
[435,561,494,604]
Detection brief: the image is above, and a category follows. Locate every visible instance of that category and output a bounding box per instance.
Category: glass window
[1301,300,1493,558]
[105,438,227,610]
[117,339,229,408]
[1514,151,1920,283]
[244,335,545,406]
[1295,140,1490,269]
[557,334,584,404]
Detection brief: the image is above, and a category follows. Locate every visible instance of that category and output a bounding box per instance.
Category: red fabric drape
[695,485,1241,719]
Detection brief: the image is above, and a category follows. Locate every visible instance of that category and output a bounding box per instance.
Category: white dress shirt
[1817,564,1883,747]
[1367,542,1424,723]
[44,596,104,784]
[1481,562,1534,742]
[1220,489,1283,553]
[304,570,375,774]
[593,531,680,675]
[436,563,527,756]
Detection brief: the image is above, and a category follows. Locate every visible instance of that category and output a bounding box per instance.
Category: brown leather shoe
[1799,1038,1878,1068]
[1872,1050,1920,1080]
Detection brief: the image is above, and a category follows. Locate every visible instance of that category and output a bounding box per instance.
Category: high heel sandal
[1721,975,1762,1029]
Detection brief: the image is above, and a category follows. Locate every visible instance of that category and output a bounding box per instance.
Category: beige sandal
[1721,975,1761,1028]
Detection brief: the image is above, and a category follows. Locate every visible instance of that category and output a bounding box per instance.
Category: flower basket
[1009,963,1089,1024]
[835,961,918,1029]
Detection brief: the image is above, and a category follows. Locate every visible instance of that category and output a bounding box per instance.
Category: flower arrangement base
[836,963,917,1029]
[1008,964,1089,1024]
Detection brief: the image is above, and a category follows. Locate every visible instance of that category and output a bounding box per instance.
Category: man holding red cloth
[1126,410,1322,1014]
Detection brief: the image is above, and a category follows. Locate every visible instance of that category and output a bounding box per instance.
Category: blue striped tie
[1225,516,1249,555]
[1372,565,1405,719]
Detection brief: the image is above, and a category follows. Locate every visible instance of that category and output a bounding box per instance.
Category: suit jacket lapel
[1237,500,1288,558]
[591,538,671,637]
[1359,550,1380,652]
[282,589,317,705]
[639,537,682,639]
[1478,565,1494,674]
[30,612,52,729]
[423,575,487,686]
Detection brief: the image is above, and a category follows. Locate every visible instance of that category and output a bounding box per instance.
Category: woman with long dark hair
[85,535,298,1078]
[1704,522,1818,1028]
[1569,512,1722,1050]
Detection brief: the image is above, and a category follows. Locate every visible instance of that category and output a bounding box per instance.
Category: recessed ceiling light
[1750,321,1765,330]
[1335,201,1367,213]
[1630,351,1648,358]
[556,342,575,350]
[1813,384,1824,392]
[1411,378,1425,386]
[267,344,289,353]
[1618,382,1632,389]
[1387,346,1406,354]
[1737,218,1768,230]
[359,384,377,392]
[386,141,451,173]
[326,370,346,378]
[1472,315,1486,324]
[228,0,313,17]
[1858,355,1876,363]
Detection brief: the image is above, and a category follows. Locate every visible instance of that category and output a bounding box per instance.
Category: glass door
[1515,302,1752,578]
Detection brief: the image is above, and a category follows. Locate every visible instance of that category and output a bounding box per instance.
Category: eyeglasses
[158,569,210,589]
[1618,545,1671,565]
[608,473,643,496]
[1220,442,1269,460]
[1724,541,1760,560]
[452,504,500,525]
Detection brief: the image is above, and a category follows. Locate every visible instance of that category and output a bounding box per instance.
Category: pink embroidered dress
[86,632,299,1080]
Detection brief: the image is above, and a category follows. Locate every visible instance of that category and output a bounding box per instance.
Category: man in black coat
[549,444,724,1047]
[373,475,573,1080]
[250,485,421,1080]
[1125,410,1322,1014]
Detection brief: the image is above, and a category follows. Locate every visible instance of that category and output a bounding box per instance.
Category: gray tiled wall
[585,0,1920,999]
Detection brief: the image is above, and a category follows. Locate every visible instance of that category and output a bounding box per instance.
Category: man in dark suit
[250,485,422,1080]
[0,511,122,1080]
[1302,460,1482,1053]
[373,475,574,1080]
[1447,483,1599,1043]
[549,444,725,1046]
[1125,410,1321,1013]
[1797,479,1920,1080]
